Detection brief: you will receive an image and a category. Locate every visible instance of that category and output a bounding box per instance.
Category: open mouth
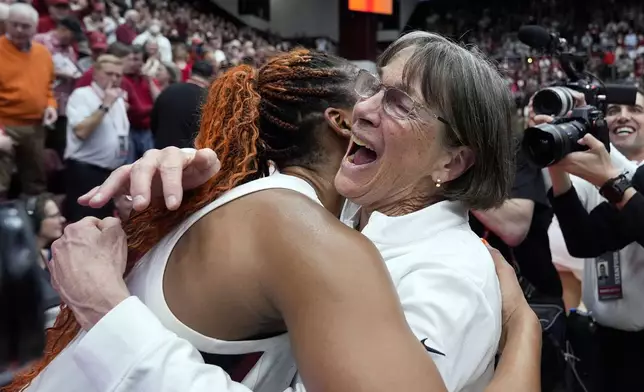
[613,126,636,136]
[347,137,378,166]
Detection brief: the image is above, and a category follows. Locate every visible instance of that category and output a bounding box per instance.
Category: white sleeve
[73,296,265,392]
[609,143,638,176]
[397,264,499,392]
[65,90,93,130]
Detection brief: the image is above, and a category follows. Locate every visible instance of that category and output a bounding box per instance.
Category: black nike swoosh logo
[421,339,445,356]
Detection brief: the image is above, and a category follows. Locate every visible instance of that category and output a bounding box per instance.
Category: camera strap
[595,251,623,301]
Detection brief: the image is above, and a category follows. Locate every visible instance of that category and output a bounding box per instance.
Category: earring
[435,179,442,188]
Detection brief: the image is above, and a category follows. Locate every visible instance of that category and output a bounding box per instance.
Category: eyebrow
[607,104,644,110]
[376,67,409,92]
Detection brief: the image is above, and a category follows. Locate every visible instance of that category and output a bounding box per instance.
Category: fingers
[571,91,587,107]
[129,149,164,210]
[86,165,133,208]
[63,216,102,236]
[578,133,604,149]
[193,148,220,174]
[78,186,100,206]
[529,114,554,128]
[158,147,190,210]
[96,216,121,231]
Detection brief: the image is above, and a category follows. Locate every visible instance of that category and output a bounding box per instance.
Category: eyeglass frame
[354,69,461,142]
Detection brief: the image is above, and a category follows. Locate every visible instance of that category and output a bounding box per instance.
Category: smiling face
[335,48,457,212]
[606,92,644,160]
[334,32,514,213]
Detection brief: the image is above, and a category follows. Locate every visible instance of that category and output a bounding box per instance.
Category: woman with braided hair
[11,48,449,392]
[10,34,541,392]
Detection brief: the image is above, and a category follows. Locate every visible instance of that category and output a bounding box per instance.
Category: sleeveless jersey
[26,172,321,392]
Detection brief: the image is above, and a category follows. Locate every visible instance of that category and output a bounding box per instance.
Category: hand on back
[78,147,221,211]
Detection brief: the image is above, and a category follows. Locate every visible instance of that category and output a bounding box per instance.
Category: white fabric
[549,216,585,280]
[65,84,129,169]
[340,200,501,392]
[132,32,173,63]
[26,172,319,392]
[37,167,501,392]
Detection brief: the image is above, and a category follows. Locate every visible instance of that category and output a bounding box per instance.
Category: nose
[616,107,632,123]
[352,90,384,129]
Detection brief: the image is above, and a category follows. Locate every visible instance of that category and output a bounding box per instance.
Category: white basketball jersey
[26,172,321,392]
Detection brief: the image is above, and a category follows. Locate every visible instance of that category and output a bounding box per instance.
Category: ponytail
[5,65,265,391]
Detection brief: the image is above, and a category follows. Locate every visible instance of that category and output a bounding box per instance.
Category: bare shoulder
[196,187,388,294]
[243,189,383,267]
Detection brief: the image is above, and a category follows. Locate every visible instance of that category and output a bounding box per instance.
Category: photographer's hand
[50,217,130,331]
[557,134,620,187]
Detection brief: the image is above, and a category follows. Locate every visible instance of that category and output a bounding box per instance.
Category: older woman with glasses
[14,33,536,392]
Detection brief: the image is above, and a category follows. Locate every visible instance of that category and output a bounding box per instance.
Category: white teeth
[352,137,366,147]
[615,127,635,135]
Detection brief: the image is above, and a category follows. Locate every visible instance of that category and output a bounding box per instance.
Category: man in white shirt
[132,20,172,63]
[64,54,129,222]
[546,89,644,391]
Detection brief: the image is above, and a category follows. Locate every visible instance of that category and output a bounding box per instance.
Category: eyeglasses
[354,70,458,139]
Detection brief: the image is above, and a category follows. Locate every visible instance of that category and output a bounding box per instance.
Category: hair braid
[4,65,263,392]
[5,50,359,391]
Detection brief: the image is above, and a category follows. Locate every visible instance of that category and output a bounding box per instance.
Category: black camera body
[523,106,609,167]
[518,25,638,167]
[0,201,45,372]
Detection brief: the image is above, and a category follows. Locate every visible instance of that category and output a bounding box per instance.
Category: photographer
[547,90,644,253]
[532,89,644,392]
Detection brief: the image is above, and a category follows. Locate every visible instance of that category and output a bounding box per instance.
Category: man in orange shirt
[0,3,57,200]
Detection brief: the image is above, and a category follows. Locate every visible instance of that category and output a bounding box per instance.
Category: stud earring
[435,179,442,188]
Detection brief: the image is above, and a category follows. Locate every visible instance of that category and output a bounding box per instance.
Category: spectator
[64,54,129,222]
[152,59,213,149]
[115,9,138,45]
[155,62,178,90]
[77,31,108,72]
[132,19,172,62]
[37,0,71,34]
[83,1,117,44]
[0,3,56,200]
[33,16,85,161]
[172,43,192,81]
[141,39,161,77]
[123,45,159,162]
[23,192,66,328]
[75,41,132,88]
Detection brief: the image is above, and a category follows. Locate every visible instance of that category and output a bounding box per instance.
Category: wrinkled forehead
[378,46,424,100]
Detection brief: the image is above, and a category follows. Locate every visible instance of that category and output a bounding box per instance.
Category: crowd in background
[423,0,644,109]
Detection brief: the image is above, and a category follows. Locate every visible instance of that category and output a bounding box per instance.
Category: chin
[334,170,371,206]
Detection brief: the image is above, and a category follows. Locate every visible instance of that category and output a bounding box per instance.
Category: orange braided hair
[4,49,358,391]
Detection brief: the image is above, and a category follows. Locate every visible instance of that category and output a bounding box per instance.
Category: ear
[431,146,475,184]
[324,107,352,140]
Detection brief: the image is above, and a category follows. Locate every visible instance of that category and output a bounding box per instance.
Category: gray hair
[124,9,139,20]
[379,31,514,210]
[9,3,39,25]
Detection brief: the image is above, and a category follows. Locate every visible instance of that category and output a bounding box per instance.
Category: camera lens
[532,87,575,117]
[522,121,586,167]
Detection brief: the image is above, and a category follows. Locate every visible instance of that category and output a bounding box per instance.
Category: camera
[518,25,638,167]
[523,106,609,167]
[0,201,45,373]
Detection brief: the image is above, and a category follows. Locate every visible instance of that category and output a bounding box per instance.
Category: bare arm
[258,191,447,392]
[486,310,542,392]
[472,199,535,246]
[73,109,107,139]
